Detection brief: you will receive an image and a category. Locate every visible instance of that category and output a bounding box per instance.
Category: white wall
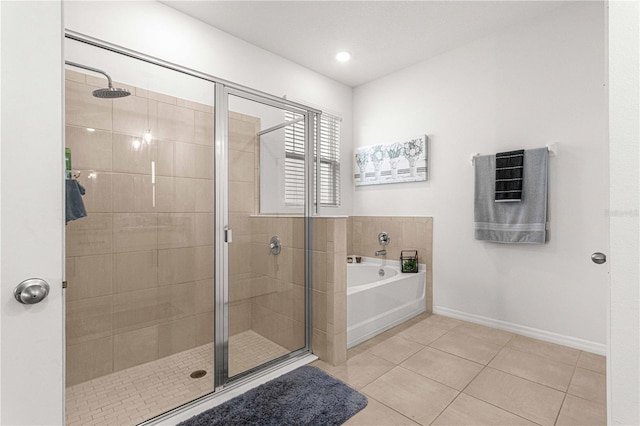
[64,0,353,216]
[353,2,608,349]
[608,1,640,423]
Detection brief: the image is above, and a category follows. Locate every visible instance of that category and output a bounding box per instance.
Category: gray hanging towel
[495,149,524,202]
[66,179,87,223]
[474,147,548,244]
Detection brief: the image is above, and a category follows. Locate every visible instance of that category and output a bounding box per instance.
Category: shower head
[92,87,131,99]
[65,60,131,99]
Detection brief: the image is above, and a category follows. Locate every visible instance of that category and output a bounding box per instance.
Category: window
[284,111,341,207]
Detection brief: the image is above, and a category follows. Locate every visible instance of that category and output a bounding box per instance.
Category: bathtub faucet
[375,249,387,256]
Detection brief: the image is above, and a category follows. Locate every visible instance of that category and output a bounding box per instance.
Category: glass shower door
[64,37,216,425]
[222,92,310,381]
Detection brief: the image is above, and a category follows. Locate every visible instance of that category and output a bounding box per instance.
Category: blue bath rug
[178,365,368,426]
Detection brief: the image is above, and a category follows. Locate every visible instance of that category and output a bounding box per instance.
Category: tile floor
[65,330,288,426]
[313,313,607,426]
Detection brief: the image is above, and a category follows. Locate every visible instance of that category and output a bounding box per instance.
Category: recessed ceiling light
[335,50,352,63]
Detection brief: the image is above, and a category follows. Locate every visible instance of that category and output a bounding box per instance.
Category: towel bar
[470,144,557,165]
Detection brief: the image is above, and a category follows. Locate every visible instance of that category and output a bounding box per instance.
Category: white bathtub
[347,259,426,348]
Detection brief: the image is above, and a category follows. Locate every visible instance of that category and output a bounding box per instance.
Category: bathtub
[347,259,426,348]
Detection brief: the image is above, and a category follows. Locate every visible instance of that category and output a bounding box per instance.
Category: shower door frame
[64,30,318,420]
[215,86,318,388]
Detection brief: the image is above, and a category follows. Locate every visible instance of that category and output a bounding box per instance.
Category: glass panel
[226,94,307,379]
[64,38,215,425]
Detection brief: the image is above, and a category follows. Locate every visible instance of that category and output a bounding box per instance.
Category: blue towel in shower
[66,179,87,223]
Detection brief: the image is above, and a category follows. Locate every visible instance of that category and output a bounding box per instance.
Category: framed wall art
[354,135,428,186]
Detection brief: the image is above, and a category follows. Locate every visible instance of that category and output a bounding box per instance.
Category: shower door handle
[225,228,233,243]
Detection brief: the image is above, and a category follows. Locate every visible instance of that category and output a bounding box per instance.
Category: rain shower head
[92,87,131,99]
[65,60,131,99]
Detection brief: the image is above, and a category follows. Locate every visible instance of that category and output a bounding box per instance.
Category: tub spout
[375,249,387,256]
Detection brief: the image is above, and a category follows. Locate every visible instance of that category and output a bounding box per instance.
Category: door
[0,2,64,424]
[63,36,217,425]
[215,89,314,386]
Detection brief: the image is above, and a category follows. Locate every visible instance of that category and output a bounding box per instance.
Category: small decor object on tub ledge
[400,250,419,273]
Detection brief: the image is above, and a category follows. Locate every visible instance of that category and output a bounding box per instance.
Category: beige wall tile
[66,296,113,345]
[153,102,195,143]
[230,301,252,335]
[146,90,177,105]
[158,247,196,285]
[114,250,158,294]
[111,173,154,213]
[113,213,157,252]
[194,111,214,146]
[158,282,196,322]
[66,126,112,171]
[112,133,154,174]
[66,337,113,387]
[158,213,195,249]
[195,311,215,346]
[65,254,113,301]
[174,142,196,178]
[78,173,113,213]
[66,213,113,257]
[194,179,214,213]
[112,94,148,136]
[229,149,256,182]
[112,288,158,334]
[174,177,197,213]
[66,80,113,131]
[155,139,174,177]
[195,213,214,247]
[229,118,257,152]
[312,251,327,292]
[158,316,196,358]
[65,69,86,83]
[193,144,213,180]
[195,279,215,314]
[229,181,254,213]
[194,245,214,280]
[313,290,327,332]
[113,326,159,371]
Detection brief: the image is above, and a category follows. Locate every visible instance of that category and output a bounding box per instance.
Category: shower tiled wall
[64,69,235,386]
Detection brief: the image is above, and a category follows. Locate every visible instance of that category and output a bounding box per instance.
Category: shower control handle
[14,278,50,305]
[269,236,281,255]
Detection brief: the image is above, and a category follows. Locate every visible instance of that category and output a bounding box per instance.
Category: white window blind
[284,111,341,207]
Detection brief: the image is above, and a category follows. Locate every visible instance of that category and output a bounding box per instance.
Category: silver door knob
[591,252,607,265]
[14,278,50,304]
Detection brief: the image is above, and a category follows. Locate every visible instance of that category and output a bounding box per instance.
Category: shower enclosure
[64,33,316,425]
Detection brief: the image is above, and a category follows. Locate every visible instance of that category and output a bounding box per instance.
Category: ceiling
[162,1,566,87]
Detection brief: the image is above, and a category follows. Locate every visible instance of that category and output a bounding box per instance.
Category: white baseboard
[433,306,606,356]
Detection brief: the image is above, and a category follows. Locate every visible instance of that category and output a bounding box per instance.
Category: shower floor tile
[66,330,288,426]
